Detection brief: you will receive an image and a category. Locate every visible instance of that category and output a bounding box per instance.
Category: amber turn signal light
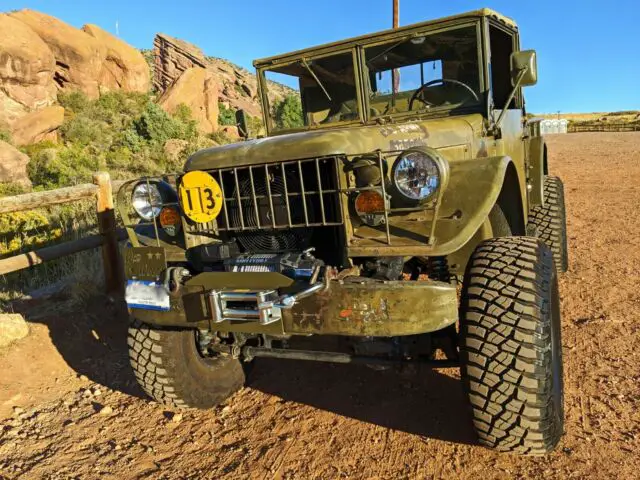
[159,206,181,236]
[354,190,385,214]
[354,190,386,227]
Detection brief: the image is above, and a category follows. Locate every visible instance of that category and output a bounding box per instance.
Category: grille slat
[298,160,310,227]
[232,167,246,230]
[264,164,277,229]
[281,162,293,226]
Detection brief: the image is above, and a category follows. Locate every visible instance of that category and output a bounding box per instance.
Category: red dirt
[2,132,640,479]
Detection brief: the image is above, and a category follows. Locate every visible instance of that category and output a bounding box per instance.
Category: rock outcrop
[0,141,31,186]
[153,34,206,94]
[159,67,219,133]
[153,34,294,120]
[9,9,106,99]
[82,24,151,93]
[11,106,65,146]
[0,14,57,127]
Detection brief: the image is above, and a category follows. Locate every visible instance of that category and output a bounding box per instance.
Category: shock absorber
[427,255,459,360]
[427,256,450,283]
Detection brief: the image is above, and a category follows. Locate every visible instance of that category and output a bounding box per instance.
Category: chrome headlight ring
[131,182,163,221]
[392,147,449,203]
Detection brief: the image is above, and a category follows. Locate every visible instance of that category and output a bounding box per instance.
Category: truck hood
[185,115,483,171]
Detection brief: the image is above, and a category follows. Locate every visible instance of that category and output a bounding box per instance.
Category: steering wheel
[409,78,479,110]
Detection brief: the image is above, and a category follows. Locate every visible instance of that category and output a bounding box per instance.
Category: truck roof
[254,8,516,67]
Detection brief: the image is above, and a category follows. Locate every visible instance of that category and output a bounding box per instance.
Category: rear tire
[128,319,247,409]
[459,237,564,454]
[529,176,568,273]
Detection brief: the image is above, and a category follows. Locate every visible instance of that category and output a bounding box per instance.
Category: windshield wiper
[366,38,408,68]
[300,59,332,102]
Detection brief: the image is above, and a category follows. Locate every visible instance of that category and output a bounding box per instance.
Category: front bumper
[129,269,459,337]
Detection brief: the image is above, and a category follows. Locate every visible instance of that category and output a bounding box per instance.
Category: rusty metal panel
[283,279,458,336]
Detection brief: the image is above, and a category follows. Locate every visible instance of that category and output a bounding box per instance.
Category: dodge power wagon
[119,8,568,454]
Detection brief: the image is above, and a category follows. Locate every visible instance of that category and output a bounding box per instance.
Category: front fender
[432,155,512,256]
[346,155,513,258]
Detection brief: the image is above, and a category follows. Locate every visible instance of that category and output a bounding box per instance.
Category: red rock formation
[11,106,65,146]
[153,34,206,94]
[9,9,106,99]
[0,141,31,186]
[158,67,219,133]
[0,14,57,127]
[82,24,151,93]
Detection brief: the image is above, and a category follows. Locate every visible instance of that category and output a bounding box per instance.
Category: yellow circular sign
[178,171,223,223]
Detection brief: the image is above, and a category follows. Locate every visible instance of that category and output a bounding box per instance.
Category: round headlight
[132,182,163,220]
[393,150,440,201]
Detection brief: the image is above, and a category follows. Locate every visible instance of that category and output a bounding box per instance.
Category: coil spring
[427,256,450,283]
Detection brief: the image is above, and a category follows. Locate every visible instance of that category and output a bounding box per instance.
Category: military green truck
[119,8,568,454]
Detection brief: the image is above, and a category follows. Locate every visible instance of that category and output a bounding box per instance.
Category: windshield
[365,25,482,117]
[263,51,359,132]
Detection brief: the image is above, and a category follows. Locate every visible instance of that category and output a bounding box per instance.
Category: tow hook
[163,267,190,296]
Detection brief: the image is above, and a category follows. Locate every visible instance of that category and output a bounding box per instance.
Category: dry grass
[0,199,103,307]
[536,111,640,124]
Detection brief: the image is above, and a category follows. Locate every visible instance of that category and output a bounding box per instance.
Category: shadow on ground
[14,296,477,446]
[13,294,146,399]
[249,356,477,446]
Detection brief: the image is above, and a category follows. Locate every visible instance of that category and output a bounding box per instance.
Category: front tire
[127,319,247,408]
[459,237,564,454]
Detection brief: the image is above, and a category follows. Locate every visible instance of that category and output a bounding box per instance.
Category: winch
[223,249,323,280]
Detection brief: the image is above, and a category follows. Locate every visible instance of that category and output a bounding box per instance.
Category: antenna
[116,20,119,36]
[392,0,400,94]
[393,0,399,28]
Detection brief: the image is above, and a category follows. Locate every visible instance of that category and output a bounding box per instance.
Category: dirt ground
[2,132,640,479]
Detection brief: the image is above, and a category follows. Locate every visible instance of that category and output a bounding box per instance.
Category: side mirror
[510,50,538,87]
[236,109,249,139]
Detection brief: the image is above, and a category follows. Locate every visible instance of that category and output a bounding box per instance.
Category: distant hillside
[535,111,640,124]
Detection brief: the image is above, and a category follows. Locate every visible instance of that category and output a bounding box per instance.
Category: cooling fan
[228,167,312,252]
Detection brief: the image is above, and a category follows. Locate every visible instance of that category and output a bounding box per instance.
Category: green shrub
[0,182,25,197]
[218,103,237,126]
[27,91,204,188]
[247,115,265,137]
[0,129,12,144]
[58,91,90,114]
[274,95,303,129]
[208,131,234,146]
[61,116,109,146]
[133,102,194,144]
[27,144,101,188]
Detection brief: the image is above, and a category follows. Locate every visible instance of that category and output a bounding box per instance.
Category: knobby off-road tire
[529,176,568,273]
[128,319,247,408]
[459,237,564,454]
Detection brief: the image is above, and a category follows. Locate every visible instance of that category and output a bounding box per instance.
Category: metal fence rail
[0,173,125,293]
[568,123,640,133]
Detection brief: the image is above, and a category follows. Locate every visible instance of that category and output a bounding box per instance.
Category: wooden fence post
[93,172,123,294]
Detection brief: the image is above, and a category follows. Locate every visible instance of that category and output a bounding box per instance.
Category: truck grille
[205,157,343,251]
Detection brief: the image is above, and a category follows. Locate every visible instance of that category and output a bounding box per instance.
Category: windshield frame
[257,18,487,135]
[360,20,486,123]
[258,47,364,134]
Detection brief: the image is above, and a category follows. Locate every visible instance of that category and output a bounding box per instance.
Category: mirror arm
[492,67,528,133]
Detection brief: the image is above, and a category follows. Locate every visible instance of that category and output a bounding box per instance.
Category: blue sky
[1,0,638,113]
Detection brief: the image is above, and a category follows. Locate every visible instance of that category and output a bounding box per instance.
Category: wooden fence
[569,123,640,133]
[0,173,126,293]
